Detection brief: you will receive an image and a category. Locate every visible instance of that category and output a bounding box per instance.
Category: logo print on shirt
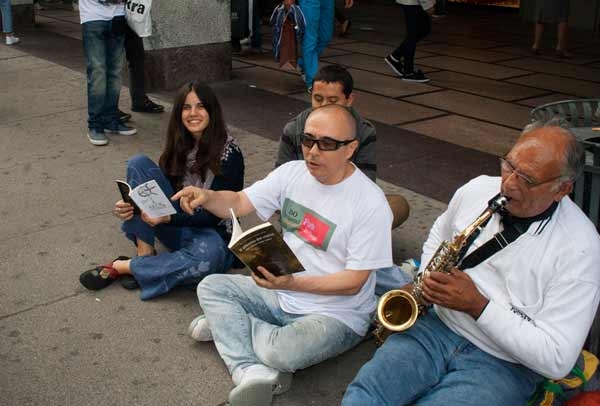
[298,213,330,247]
[281,198,336,251]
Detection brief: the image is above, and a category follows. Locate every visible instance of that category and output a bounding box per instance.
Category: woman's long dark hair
[159,81,228,190]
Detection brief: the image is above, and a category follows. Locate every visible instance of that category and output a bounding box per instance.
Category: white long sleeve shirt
[421,175,600,379]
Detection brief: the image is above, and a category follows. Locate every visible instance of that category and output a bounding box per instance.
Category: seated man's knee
[386,194,410,229]
[197,273,229,304]
[253,342,295,372]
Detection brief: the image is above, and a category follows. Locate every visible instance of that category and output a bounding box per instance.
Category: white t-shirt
[79,0,125,24]
[244,161,393,336]
[422,175,600,379]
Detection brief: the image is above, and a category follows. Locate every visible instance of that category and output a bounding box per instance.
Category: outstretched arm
[171,187,255,219]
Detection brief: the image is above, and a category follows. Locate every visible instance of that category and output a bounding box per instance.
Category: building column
[142,0,231,91]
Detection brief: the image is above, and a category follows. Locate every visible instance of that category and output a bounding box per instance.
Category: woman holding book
[79,81,245,299]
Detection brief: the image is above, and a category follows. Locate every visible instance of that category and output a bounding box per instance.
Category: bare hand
[345,0,354,8]
[251,266,296,290]
[114,200,134,221]
[421,268,488,319]
[171,186,208,215]
[425,7,434,16]
[141,211,171,227]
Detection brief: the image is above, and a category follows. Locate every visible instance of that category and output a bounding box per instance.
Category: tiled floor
[29,0,600,202]
[232,2,600,161]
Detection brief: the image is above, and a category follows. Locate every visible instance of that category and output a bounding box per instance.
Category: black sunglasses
[301,133,357,151]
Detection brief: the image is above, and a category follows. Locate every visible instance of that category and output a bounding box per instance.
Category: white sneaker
[6,36,19,46]
[228,364,293,406]
[187,315,213,342]
[34,2,45,11]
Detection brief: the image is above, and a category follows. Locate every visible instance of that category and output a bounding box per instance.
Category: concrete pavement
[0,45,443,406]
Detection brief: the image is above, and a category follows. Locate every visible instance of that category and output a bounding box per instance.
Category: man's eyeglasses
[301,133,357,151]
[499,157,563,189]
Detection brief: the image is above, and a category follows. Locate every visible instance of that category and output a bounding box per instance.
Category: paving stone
[429,32,504,49]
[405,89,532,129]
[232,59,253,69]
[401,114,521,157]
[419,43,516,63]
[349,68,440,98]
[425,70,548,101]
[323,53,436,76]
[232,66,306,95]
[0,53,59,73]
[331,41,434,59]
[0,46,27,59]
[418,55,531,80]
[516,93,575,108]
[500,57,600,83]
[490,45,600,65]
[507,73,600,99]
[351,90,444,125]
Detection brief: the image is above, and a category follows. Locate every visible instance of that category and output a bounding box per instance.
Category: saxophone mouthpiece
[488,193,508,212]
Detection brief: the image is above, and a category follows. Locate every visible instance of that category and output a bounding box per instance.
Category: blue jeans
[122,154,233,300]
[82,18,125,131]
[0,0,13,33]
[374,265,413,297]
[197,274,363,375]
[342,311,543,405]
[298,0,334,87]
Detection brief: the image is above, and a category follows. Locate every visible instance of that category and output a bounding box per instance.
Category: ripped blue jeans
[122,154,233,300]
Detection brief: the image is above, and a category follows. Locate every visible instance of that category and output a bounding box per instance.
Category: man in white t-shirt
[173,105,393,406]
[342,124,600,405]
[79,0,137,146]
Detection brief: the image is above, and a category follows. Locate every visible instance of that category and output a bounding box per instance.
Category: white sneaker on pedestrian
[228,364,293,406]
[34,2,45,11]
[187,314,213,342]
[6,35,20,46]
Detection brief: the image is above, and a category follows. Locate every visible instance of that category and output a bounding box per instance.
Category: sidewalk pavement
[0,46,444,406]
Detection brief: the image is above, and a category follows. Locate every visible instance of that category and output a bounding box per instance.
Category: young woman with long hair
[79,81,244,299]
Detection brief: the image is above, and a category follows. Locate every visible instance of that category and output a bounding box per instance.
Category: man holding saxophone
[343,123,600,405]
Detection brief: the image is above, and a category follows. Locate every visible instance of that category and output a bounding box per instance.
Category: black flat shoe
[79,256,130,291]
[118,110,132,122]
[119,274,140,290]
[132,97,165,113]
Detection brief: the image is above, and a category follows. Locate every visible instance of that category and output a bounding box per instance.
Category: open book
[228,209,304,277]
[116,179,176,218]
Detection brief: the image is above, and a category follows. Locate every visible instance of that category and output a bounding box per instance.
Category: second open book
[228,209,304,277]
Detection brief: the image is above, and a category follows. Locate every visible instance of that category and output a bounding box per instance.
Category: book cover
[228,209,304,277]
[115,179,176,218]
[116,180,141,215]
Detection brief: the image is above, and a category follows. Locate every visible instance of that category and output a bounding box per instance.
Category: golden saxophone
[373,193,508,345]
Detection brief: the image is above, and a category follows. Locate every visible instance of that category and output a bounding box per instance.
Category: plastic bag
[125,0,153,38]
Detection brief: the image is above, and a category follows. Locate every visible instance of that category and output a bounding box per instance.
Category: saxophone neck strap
[457,201,559,271]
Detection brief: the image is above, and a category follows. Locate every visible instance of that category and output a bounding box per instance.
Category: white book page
[129,180,176,218]
[229,208,244,243]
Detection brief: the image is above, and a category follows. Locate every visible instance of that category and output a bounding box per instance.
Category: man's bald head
[305,104,356,141]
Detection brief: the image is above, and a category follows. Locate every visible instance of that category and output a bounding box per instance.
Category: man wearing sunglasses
[173,105,394,406]
[343,123,600,405]
[277,63,412,296]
